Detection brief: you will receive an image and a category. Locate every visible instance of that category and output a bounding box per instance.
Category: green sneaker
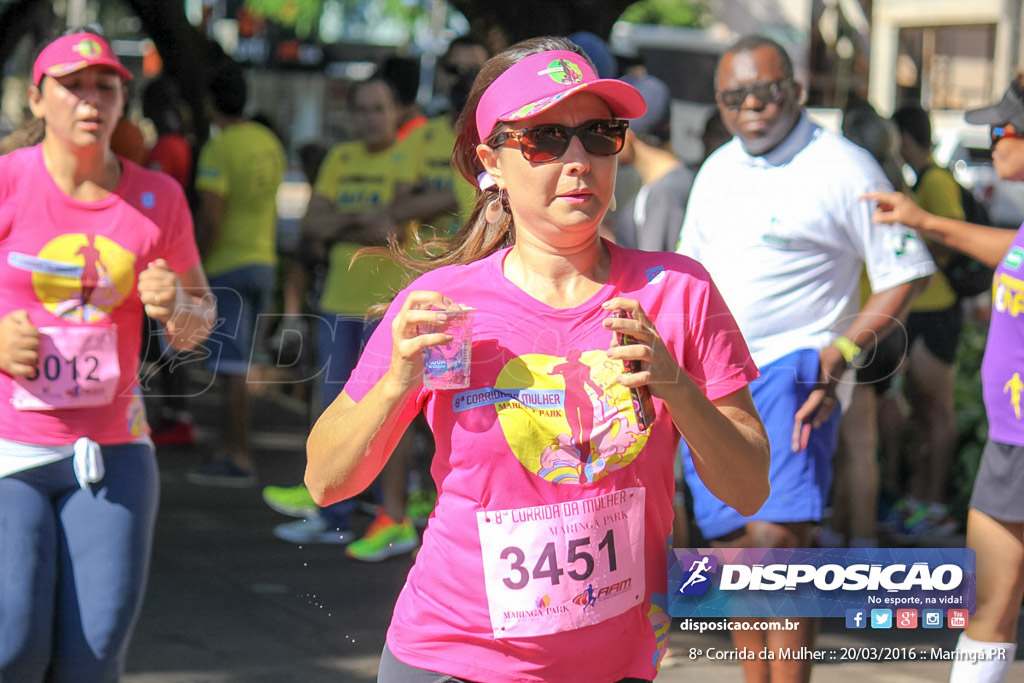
[346,512,420,562]
[406,490,437,528]
[262,484,318,518]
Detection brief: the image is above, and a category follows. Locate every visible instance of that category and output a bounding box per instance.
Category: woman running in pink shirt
[0,31,214,681]
[306,36,770,683]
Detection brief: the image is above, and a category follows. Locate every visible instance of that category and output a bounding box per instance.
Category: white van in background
[932,111,1024,229]
[610,23,729,165]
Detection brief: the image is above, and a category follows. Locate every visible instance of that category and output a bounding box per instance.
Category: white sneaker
[273,515,354,545]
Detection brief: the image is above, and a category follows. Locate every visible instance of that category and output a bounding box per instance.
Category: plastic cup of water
[421,307,474,390]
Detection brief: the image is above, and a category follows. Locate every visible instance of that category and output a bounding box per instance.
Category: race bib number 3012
[12,326,120,411]
[476,487,645,638]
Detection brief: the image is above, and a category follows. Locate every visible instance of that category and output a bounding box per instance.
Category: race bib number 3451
[476,487,645,638]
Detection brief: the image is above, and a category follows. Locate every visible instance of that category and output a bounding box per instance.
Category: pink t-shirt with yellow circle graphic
[346,242,758,683]
[0,145,199,445]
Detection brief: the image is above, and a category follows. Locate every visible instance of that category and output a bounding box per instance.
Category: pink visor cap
[33,33,132,86]
[475,50,647,140]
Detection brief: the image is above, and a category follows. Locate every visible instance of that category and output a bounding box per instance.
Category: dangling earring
[485,189,506,224]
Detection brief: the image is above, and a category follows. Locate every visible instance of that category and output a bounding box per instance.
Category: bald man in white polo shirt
[677,35,934,682]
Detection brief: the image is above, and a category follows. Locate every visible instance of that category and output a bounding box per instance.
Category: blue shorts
[681,348,839,540]
[205,265,275,376]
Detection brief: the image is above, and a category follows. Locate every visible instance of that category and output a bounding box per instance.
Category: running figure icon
[679,556,713,594]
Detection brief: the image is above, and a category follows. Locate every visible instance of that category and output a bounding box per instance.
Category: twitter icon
[871,609,892,629]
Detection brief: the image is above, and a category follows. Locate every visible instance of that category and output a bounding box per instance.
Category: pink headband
[33,33,132,86]
[475,50,646,140]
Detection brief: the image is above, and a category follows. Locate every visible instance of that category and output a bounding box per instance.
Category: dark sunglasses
[717,79,791,110]
[991,124,1024,146]
[488,119,629,163]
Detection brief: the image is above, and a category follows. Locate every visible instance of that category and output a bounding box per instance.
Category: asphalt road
[123,385,1024,682]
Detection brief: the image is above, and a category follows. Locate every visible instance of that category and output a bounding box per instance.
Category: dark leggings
[378,644,652,683]
[0,443,159,682]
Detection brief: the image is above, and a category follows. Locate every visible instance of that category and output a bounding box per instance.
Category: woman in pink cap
[0,31,214,681]
[307,36,769,682]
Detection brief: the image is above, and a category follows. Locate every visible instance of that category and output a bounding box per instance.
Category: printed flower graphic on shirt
[649,593,671,672]
[492,351,649,484]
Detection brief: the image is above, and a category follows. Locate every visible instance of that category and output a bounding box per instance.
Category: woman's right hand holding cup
[0,310,40,377]
[386,291,459,394]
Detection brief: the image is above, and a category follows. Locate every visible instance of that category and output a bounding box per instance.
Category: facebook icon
[846,609,866,629]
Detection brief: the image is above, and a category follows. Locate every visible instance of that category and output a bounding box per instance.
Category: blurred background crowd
[0,0,1016,553]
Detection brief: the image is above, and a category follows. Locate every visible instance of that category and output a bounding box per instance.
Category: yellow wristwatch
[833,335,862,364]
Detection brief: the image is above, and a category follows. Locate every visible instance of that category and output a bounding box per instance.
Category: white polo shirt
[678,113,935,368]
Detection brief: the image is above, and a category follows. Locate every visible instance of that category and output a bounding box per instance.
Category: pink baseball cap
[475,50,646,140]
[33,33,133,86]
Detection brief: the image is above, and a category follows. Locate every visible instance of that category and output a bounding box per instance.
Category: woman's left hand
[601,297,688,399]
[138,259,180,323]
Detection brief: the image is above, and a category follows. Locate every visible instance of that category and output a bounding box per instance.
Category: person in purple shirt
[864,75,1024,683]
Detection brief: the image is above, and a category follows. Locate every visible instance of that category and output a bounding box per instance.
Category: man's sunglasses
[991,124,1024,146]
[716,79,791,110]
[488,119,629,163]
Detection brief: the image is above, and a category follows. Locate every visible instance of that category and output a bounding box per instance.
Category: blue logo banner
[668,548,975,618]
[452,387,565,413]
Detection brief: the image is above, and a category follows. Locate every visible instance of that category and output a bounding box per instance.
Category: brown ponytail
[0,118,45,154]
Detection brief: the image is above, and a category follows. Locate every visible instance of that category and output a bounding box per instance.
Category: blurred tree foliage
[618,0,710,27]
[950,317,990,521]
[244,0,323,38]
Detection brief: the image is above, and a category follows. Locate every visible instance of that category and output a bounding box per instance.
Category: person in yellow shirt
[402,90,481,242]
[266,62,485,554]
[186,62,286,488]
[879,106,966,537]
[269,76,418,546]
[341,52,488,563]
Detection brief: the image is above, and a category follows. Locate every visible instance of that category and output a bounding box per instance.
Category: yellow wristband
[833,336,862,364]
